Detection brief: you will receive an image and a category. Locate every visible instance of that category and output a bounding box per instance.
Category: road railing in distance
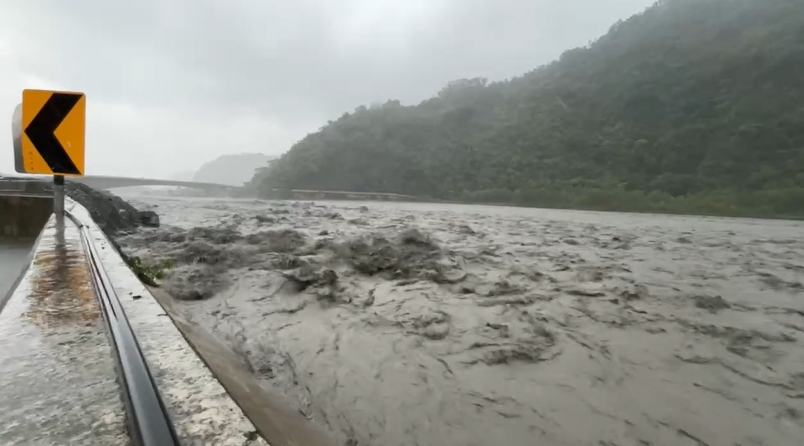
[0,193,51,198]
[65,210,181,446]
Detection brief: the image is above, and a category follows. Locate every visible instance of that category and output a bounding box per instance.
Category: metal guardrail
[0,189,52,198]
[0,178,53,196]
[65,210,181,446]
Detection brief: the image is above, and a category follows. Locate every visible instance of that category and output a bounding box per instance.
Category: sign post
[53,175,65,228]
[14,89,86,230]
[11,104,23,173]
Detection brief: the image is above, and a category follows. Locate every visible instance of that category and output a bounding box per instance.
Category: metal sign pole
[54,175,65,230]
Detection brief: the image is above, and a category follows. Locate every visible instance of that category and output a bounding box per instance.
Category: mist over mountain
[169,170,196,181]
[192,153,275,186]
[253,0,804,217]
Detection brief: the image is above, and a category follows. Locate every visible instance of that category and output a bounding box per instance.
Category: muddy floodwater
[115,194,804,446]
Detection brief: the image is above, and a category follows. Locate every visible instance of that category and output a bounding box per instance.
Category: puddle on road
[22,229,100,328]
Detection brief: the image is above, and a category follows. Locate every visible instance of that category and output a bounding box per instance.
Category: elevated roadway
[71,175,237,191]
[1,174,236,192]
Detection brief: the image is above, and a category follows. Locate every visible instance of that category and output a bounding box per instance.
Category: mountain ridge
[252,0,804,217]
[191,153,275,186]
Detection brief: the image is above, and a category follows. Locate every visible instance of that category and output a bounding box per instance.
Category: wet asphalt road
[0,223,129,445]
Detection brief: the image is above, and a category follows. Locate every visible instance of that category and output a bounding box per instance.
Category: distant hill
[252,0,804,217]
[193,153,275,186]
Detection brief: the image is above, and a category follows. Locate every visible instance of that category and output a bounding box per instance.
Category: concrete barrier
[0,195,53,238]
[1,199,271,445]
[67,199,270,445]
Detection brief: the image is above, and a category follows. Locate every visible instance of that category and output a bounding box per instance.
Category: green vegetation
[252,0,804,218]
[127,256,173,287]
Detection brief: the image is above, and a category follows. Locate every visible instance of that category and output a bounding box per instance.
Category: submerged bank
[114,194,804,446]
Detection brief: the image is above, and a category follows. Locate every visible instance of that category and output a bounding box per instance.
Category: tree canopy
[251,0,804,217]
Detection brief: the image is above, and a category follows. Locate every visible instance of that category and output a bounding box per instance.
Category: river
[115,194,804,446]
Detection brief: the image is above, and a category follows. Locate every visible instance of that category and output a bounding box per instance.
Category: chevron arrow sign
[20,89,86,176]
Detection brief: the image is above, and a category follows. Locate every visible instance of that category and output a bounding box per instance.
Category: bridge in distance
[0,174,235,192]
[1,174,424,202]
[71,175,236,191]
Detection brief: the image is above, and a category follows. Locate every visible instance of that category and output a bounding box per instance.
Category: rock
[457,225,475,235]
[692,294,731,313]
[139,210,160,227]
[163,265,230,301]
[255,215,276,224]
[65,181,160,234]
[281,265,338,291]
[620,284,649,301]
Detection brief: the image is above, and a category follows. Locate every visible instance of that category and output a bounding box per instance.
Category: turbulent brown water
[115,194,804,446]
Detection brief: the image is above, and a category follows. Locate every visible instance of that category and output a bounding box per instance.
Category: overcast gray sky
[0,0,654,179]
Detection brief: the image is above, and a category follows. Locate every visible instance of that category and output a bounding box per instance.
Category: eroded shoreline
[115,195,804,446]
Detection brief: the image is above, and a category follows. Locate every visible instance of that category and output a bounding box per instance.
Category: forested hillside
[253,0,804,217]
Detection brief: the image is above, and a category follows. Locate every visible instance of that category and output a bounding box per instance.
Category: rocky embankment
[108,195,804,446]
[66,182,160,234]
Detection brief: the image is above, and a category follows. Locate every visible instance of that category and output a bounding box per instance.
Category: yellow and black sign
[20,89,86,176]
